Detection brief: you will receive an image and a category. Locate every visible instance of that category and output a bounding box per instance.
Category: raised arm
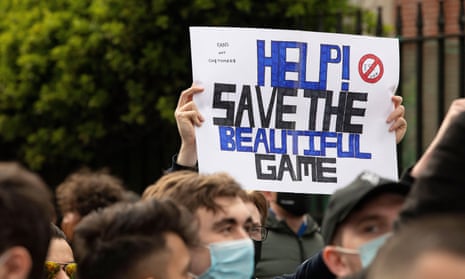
[411,98,465,178]
[174,85,204,167]
[399,98,465,224]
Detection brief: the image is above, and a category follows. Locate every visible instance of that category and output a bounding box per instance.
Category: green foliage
[0,0,356,187]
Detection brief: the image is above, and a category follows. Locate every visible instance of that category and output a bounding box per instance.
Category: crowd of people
[1,83,464,279]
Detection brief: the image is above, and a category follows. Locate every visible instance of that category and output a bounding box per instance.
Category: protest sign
[189,27,399,194]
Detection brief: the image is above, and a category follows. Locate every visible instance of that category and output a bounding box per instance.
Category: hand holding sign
[174,85,204,167]
[388,95,407,144]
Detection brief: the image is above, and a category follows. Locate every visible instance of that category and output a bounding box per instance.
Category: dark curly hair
[56,169,126,217]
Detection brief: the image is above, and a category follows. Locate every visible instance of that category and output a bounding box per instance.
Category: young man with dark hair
[73,198,199,279]
[56,169,127,241]
[142,171,255,279]
[276,171,410,279]
[320,171,409,277]
[45,224,76,279]
[0,162,54,279]
[285,98,465,279]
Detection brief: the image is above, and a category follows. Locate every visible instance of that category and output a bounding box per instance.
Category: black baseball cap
[321,171,411,244]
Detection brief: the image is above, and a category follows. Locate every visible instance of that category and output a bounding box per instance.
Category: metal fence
[396,0,465,171]
[307,0,465,223]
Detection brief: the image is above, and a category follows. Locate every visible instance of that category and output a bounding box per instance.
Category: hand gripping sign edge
[358,54,384,83]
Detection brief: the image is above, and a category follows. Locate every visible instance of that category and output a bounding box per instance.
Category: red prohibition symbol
[358,54,384,83]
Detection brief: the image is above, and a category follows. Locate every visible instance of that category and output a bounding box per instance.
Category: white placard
[190,26,399,194]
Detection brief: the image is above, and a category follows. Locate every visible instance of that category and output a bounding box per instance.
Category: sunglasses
[44,261,77,279]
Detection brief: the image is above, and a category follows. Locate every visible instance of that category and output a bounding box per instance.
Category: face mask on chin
[276,192,312,216]
[198,238,255,279]
[334,233,391,269]
[358,233,391,268]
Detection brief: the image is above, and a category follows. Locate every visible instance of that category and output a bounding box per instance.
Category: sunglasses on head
[44,261,77,279]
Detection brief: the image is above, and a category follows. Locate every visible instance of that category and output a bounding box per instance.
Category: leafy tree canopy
[0,0,355,189]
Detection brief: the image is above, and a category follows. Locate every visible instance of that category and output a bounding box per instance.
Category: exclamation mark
[341,46,350,91]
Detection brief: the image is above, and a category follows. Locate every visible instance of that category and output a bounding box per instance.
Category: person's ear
[323,246,351,278]
[0,247,32,279]
[61,211,81,241]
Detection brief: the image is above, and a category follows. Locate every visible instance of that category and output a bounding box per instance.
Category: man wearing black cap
[279,98,465,279]
[321,171,409,277]
[334,99,465,279]
[275,170,410,279]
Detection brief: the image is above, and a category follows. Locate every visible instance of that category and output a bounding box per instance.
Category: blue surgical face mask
[198,238,254,279]
[334,233,391,268]
[358,233,391,268]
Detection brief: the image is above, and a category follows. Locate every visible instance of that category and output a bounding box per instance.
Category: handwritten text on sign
[190,27,399,194]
